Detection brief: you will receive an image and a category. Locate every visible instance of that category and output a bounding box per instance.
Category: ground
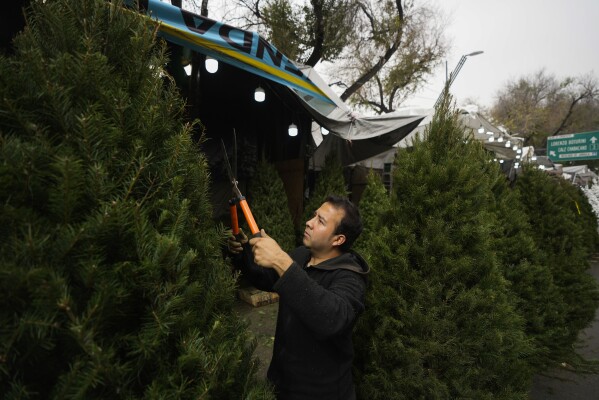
[234,299,278,380]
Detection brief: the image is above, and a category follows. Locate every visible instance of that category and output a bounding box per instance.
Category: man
[228,195,369,400]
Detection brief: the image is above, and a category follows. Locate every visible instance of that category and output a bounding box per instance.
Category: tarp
[127,0,425,147]
[309,114,424,170]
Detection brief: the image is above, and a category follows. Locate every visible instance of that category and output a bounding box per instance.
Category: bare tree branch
[340,0,404,101]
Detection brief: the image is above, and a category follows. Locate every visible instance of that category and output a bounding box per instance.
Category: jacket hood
[294,247,370,275]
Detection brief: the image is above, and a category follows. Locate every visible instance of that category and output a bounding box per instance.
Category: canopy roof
[129,0,425,147]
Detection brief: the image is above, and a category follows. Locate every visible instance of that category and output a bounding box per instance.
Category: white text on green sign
[547,131,599,161]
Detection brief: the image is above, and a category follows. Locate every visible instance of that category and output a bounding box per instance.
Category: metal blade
[232,128,237,179]
[220,139,236,185]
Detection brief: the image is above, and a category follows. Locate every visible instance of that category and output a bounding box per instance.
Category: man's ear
[332,234,346,248]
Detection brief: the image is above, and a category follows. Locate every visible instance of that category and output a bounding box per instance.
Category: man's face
[303,202,345,252]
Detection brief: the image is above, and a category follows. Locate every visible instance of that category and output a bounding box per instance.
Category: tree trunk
[305,0,325,67]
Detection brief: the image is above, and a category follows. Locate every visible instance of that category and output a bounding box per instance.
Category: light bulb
[498,137,504,143]
[500,159,504,164]
[254,86,265,102]
[288,123,298,137]
[486,131,493,135]
[183,64,192,76]
[505,140,511,147]
[532,156,537,161]
[321,126,329,135]
[205,57,218,73]
[488,137,495,142]
[517,148,522,154]
[513,145,518,151]
[478,126,485,134]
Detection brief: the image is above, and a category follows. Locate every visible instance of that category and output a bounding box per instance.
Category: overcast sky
[194,0,599,111]
[407,0,599,110]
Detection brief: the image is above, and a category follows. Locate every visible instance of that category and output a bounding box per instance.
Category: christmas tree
[353,99,533,399]
[353,169,390,261]
[302,153,348,228]
[485,165,569,371]
[0,0,273,398]
[248,160,295,252]
[515,167,599,365]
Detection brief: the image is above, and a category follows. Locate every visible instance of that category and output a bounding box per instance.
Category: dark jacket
[237,245,369,400]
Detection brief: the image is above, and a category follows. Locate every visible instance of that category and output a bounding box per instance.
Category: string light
[288,123,298,137]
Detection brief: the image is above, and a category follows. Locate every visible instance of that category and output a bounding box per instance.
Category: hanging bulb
[498,136,504,143]
[486,131,493,135]
[288,123,298,137]
[532,155,537,161]
[505,140,511,148]
[488,137,495,142]
[183,64,192,76]
[478,126,485,134]
[321,126,329,135]
[254,86,265,102]
[517,148,522,154]
[205,57,218,73]
[513,145,518,151]
[499,159,505,164]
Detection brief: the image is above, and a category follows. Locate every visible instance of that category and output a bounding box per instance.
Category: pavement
[235,261,599,398]
[529,260,599,400]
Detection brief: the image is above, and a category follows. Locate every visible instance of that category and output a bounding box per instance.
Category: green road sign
[547,131,599,162]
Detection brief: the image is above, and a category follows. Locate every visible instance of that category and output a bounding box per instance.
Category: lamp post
[434,50,483,108]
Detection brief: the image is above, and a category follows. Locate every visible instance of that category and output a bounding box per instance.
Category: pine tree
[0,0,273,398]
[353,99,533,399]
[486,166,570,371]
[515,168,599,364]
[353,169,390,260]
[248,160,295,252]
[302,153,348,228]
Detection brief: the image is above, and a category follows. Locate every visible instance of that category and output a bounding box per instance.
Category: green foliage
[302,153,348,229]
[515,168,599,357]
[353,169,390,260]
[0,0,273,398]
[485,166,570,371]
[353,101,533,399]
[248,160,295,252]
[261,0,355,64]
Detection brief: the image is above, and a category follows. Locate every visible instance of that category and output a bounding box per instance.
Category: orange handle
[230,203,240,235]
[238,199,259,235]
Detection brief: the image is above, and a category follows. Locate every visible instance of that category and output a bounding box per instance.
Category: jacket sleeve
[273,263,366,340]
[232,244,280,292]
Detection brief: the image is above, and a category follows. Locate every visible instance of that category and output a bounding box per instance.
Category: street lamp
[434,50,484,108]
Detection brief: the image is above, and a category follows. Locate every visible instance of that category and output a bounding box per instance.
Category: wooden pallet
[238,286,279,307]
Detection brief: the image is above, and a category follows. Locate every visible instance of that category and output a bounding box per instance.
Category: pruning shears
[221,131,260,237]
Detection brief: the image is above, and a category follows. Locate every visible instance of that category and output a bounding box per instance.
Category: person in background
[228,195,369,400]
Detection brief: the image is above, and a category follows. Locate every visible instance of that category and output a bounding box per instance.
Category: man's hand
[227,229,248,255]
[249,229,293,276]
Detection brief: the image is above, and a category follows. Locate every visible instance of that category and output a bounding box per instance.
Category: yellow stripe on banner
[159,22,328,99]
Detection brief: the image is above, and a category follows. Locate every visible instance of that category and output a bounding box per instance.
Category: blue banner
[127,0,334,105]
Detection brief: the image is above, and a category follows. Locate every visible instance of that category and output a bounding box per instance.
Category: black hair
[325,195,363,252]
